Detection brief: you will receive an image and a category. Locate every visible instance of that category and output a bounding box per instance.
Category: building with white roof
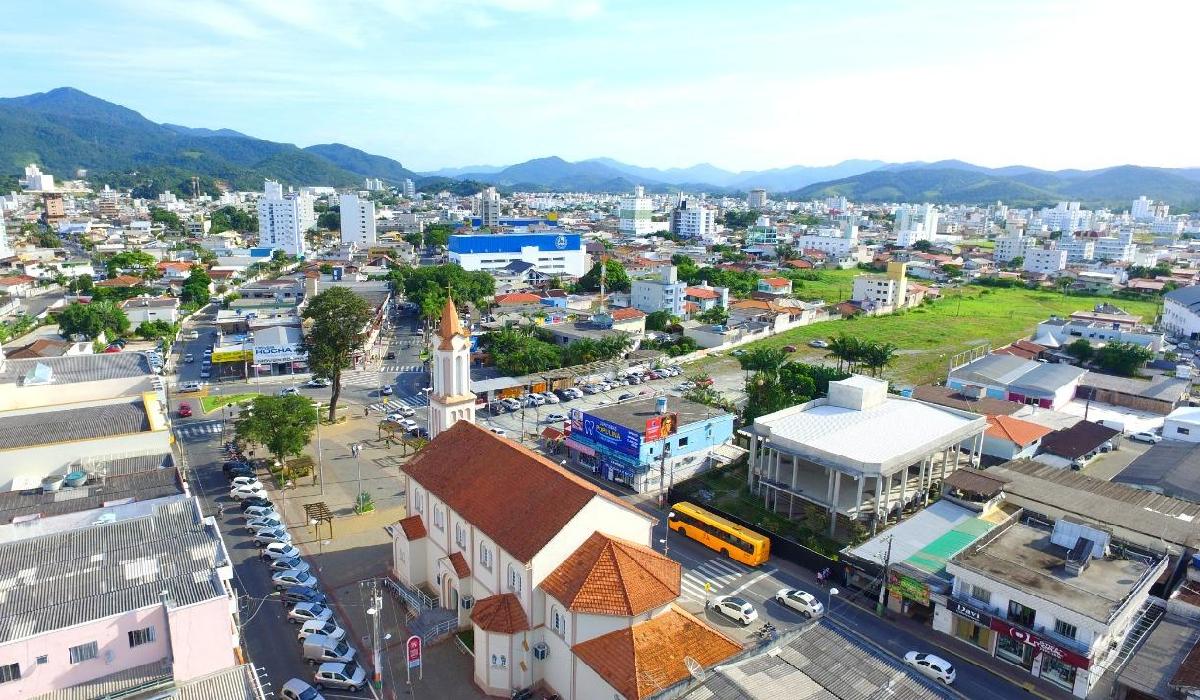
[743,376,986,535]
[946,353,1087,410]
[1163,406,1200,443]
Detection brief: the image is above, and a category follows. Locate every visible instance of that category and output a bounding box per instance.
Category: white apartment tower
[0,207,11,259]
[403,178,416,198]
[747,188,768,209]
[894,203,939,248]
[21,163,54,191]
[618,185,654,235]
[477,187,501,228]
[671,196,717,239]
[428,296,476,438]
[339,193,377,247]
[257,180,308,257]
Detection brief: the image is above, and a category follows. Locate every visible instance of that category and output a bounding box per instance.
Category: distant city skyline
[1,0,1196,172]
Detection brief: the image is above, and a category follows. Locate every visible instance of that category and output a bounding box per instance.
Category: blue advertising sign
[578,412,641,456]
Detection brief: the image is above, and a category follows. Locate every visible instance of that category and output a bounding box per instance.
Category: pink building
[0,496,243,698]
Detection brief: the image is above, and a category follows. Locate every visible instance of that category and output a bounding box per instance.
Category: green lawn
[199,393,257,413]
[748,286,1163,386]
[787,268,861,302]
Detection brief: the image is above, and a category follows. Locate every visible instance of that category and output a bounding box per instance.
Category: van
[185,330,199,340]
[302,634,356,666]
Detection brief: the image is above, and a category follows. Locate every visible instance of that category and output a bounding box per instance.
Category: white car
[528,394,546,405]
[280,678,326,700]
[266,556,311,574]
[246,516,284,534]
[489,427,507,437]
[305,378,331,388]
[273,568,319,591]
[243,505,279,520]
[709,596,758,626]
[280,387,301,396]
[231,476,264,491]
[774,588,824,617]
[1129,431,1162,444]
[230,483,265,500]
[541,392,560,404]
[400,418,418,431]
[288,602,333,625]
[253,528,293,547]
[903,651,956,685]
[387,407,416,420]
[298,619,346,644]
[261,542,302,561]
[808,339,830,349]
[501,398,521,410]
[179,381,202,393]
[582,384,602,395]
[544,413,567,423]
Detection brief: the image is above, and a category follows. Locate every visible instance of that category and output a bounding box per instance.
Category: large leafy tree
[210,206,258,234]
[302,287,373,420]
[235,395,319,465]
[57,300,129,340]
[180,267,212,306]
[107,250,158,278]
[393,264,494,323]
[576,259,631,293]
[1094,341,1154,377]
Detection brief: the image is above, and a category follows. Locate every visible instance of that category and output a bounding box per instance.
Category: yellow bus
[668,502,770,567]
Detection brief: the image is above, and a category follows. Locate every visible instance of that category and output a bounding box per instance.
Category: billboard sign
[644,413,678,441]
[578,412,641,456]
[212,348,253,363]
[254,343,306,364]
[406,635,422,669]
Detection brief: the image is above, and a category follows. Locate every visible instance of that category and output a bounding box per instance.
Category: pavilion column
[826,467,836,504]
[973,432,984,467]
[829,471,842,537]
[898,465,909,518]
[917,458,927,497]
[748,435,759,490]
[875,474,885,518]
[854,475,865,519]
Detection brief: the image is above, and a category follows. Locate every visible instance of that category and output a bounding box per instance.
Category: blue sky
[1,1,1195,172]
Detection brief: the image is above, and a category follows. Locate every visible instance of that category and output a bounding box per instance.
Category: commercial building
[746,188,768,209]
[256,180,313,256]
[744,376,986,536]
[1163,407,1200,444]
[120,296,180,325]
[564,395,736,493]
[792,219,861,259]
[390,420,740,699]
[631,265,686,316]
[449,232,586,278]
[618,185,654,235]
[946,353,1087,410]
[1035,313,1164,352]
[339,193,377,246]
[1162,286,1200,339]
[670,197,717,239]
[1023,247,1068,275]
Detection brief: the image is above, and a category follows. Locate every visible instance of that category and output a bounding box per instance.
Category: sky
[1,0,1197,173]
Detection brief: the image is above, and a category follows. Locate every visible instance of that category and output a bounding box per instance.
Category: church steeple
[428,290,475,439]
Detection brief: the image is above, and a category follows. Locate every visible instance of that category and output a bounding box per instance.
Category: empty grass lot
[748,286,1163,386]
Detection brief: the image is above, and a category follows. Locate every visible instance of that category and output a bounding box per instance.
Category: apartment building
[618,185,654,235]
[256,180,312,256]
[339,193,377,247]
[1023,247,1068,275]
[630,265,685,315]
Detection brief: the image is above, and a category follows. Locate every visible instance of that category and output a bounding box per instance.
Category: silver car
[288,602,333,625]
[298,618,346,643]
[280,678,325,700]
[314,661,367,692]
[273,568,319,590]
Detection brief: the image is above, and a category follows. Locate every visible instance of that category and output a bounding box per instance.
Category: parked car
[240,496,275,513]
[409,426,429,438]
[305,377,332,388]
[385,351,396,360]
[267,557,311,574]
[618,392,635,401]
[177,404,192,418]
[774,588,824,617]
[231,476,264,491]
[501,398,521,410]
[582,384,602,395]
[388,406,416,419]
[246,516,284,534]
[253,528,293,547]
[280,678,326,700]
[302,634,356,666]
[288,602,334,625]
[179,381,202,393]
[903,652,956,685]
[273,568,319,591]
[282,587,327,606]
[280,387,300,396]
[1129,431,1162,444]
[541,391,560,404]
[298,619,346,644]
[544,413,567,423]
[710,596,758,625]
[230,483,265,500]
[243,504,278,519]
[489,427,507,437]
[313,661,366,692]
[225,466,255,482]
[399,418,418,431]
[808,339,829,349]
[261,542,302,561]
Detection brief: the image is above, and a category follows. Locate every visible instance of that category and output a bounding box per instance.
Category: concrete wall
[1163,418,1200,442]
[166,596,238,681]
[0,375,152,411]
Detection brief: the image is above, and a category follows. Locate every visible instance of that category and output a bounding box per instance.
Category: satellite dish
[684,656,705,681]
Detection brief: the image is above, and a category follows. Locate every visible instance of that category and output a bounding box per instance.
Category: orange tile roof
[986,415,1054,447]
[609,307,646,321]
[760,277,790,288]
[437,296,465,351]
[784,259,813,269]
[495,292,543,304]
[156,261,193,270]
[682,301,700,313]
[470,593,529,634]
[0,275,35,286]
[572,605,741,699]
[397,515,427,541]
[684,286,719,300]
[96,274,143,287]
[448,552,470,578]
[402,421,648,562]
[541,533,680,616]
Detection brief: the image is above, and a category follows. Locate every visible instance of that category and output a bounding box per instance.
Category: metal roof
[1115,442,1200,503]
[0,497,229,642]
[0,351,153,385]
[0,399,150,450]
[0,457,179,524]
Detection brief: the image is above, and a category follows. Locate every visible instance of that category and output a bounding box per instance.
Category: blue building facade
[449,232,587,277]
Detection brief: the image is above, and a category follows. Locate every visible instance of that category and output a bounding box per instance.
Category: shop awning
[564,439,595,456]
[541,427,565,441]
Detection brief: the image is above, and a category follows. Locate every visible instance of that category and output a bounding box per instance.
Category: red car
[178,404,193,418]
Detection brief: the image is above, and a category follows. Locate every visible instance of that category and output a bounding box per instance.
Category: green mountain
[792,165,1200,209]
[303,143,415,182]
[460,156,644,192]
[0,87,366,195]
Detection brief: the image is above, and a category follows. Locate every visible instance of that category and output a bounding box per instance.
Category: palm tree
[863,341,899,377]
[740,347,787,374]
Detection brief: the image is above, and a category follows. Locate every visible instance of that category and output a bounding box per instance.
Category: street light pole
[661,510,676,557]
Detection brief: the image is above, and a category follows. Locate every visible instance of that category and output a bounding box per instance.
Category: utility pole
[657,444,671,508]
[876,535,893,616]
[363,578,384,690]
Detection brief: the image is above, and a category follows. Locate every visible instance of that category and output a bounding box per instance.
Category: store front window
[1040,656,1077,691]
[996,635,1034,669]
[954,617,993,651]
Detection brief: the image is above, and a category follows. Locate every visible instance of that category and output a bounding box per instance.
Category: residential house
[121,296,181,325]
[0,275,36,298]
[755,277,792,298]
[983,415,1053,460]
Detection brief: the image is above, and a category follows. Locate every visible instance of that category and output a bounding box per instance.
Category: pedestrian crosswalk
[382,364,424,373]
[368,394,430,413]
[175,420,224,440]
[679,558,752,602]
[340,369,383,388]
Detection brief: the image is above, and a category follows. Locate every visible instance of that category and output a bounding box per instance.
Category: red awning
[564,439,595,456]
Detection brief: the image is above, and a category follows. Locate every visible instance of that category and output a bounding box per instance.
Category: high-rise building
[476,187,501,228]
[403,178,416,198]
[1131,195,1152,221]
[618,185,654,235]
[631,265,686,315]
[0,207,11,259]
[670,196,717,239]
[21,163,54,191]
[747,188,768,209]
[339,193,377,247]
[256,180,307,256]
[43,192,66,223]
[428,296,475,438]
[894,203,939,247]
[97,185,120,219]
[364,177,384,191]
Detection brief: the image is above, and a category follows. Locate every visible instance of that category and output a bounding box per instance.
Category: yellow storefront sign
[212,349,253,363]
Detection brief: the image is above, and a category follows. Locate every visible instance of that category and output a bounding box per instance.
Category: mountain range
[2,87,1199,208]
